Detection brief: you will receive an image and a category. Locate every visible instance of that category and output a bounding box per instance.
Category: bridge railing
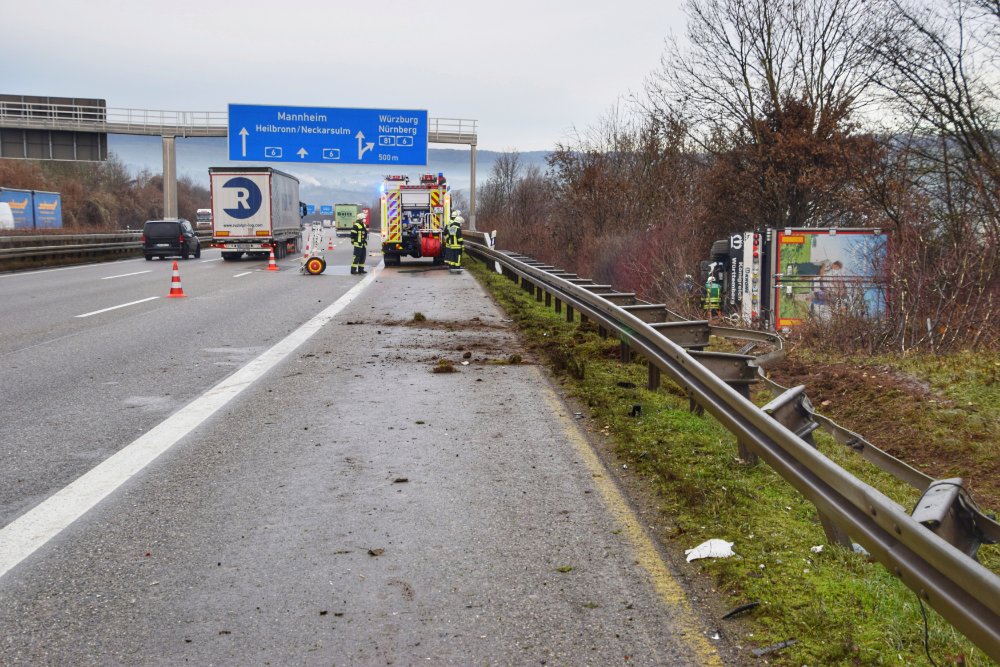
[0,102,476,142]
[0,101,228,136]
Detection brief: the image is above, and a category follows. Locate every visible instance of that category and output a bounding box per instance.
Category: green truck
[334,204,358,236]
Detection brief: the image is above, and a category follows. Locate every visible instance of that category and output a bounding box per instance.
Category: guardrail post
[580,313,588,326]
[544,292,551,307]
[599,326,607,339]
[620,340,631,363]
[566,305,574,322]
[648,363,660,390]
[555,297,562,314]
[535,286,543,302]
[732,384,760,466]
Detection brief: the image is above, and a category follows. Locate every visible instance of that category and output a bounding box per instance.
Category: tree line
[479,0,999,352]
[0,155,209,230]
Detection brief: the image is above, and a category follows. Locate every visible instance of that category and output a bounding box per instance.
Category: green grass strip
[467,255,999,667]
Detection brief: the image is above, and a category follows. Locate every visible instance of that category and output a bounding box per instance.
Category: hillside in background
[108,135,549,207]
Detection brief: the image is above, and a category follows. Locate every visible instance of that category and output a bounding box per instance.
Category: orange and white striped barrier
[167,261,186,298]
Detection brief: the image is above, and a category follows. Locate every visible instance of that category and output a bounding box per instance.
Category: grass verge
[466,255,999,667]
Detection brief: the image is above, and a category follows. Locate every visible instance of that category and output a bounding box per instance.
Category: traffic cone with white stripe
[267,248,279,271]
[167,261,186,298]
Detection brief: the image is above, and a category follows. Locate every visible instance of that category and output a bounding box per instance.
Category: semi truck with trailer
[0,188,62,229]
[379,173,450,266]
[334,204,359,236]
[210,167,301,261]
[195,208,212,230]
[703,227,888,330]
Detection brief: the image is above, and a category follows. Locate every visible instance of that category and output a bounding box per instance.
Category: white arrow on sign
[356,131,374,160]
[297,148,308,159]
[239,127,249,157]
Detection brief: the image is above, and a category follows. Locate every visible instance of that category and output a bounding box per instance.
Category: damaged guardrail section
[464,234,1000,661]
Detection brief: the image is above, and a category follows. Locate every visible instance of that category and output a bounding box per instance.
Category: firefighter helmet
[453,216,465,225]
[451,209,462,218]
[356,213,365,221]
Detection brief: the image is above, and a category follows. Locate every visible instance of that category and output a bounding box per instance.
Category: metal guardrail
[0,232,212,270]
[464,234,1000,660]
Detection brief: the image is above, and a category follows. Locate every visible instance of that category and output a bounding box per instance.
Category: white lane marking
[101,270,152,280]
[0,266,380,580]
[201,258,223,263]
[75,297,160,318]
[233,271,252,278]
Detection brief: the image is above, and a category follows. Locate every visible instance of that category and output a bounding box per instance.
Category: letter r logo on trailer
[222,177,263,219]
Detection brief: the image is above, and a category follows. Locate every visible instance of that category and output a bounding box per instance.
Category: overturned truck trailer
[703,228,889,331]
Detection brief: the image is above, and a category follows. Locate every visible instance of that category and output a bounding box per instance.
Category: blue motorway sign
[228,104,428,166]
[306,204,315,215]
[320,205,334,215]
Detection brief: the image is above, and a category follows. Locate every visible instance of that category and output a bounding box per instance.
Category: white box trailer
[210,167,301,261]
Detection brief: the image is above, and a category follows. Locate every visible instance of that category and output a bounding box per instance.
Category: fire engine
[379,173,450,266]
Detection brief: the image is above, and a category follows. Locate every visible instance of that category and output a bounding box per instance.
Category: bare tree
[872,0,1000,227]
[650,0,885,147]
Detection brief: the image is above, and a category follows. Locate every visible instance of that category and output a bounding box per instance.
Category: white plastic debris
[685,539,736,562]
[852,543,870,556]
[810,545,824,554]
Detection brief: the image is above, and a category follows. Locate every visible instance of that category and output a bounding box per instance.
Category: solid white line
[233,271,251,278]
[0,266,380,580]
[101,270,152,280]
[75,296,160,318]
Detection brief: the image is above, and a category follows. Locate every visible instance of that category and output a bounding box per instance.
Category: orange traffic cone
[326,238,335,251]
[267,248,279,271]
[167,261,186,298]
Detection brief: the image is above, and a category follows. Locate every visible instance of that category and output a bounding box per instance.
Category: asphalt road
[0,245,722,665]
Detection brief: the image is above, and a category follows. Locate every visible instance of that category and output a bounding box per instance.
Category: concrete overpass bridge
[0,99,479,226]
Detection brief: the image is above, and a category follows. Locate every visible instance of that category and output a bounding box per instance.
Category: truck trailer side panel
[33,191,63,229]
[0,188,35,229]
[210,167,300,258]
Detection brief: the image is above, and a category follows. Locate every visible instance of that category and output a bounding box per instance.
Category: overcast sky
[4,0,687,152]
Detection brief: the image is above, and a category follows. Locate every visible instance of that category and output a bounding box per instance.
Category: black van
[142,219,201,260]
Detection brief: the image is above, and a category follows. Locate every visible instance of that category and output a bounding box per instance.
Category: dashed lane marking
[75,296,160,318]
[101,270,152,280]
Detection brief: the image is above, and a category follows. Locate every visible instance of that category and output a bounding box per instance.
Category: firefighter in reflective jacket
[703,276,721,318]
[350,213,368,274]
[444,211,464,272]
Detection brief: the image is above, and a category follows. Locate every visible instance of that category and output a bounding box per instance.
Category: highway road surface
[0,244,724,665]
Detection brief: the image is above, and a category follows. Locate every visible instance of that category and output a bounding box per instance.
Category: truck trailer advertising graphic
[773,230,888,327]
[705,228,888,330]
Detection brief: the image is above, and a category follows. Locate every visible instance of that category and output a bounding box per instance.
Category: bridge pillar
[469,142,477,231]
[162,135,178,219]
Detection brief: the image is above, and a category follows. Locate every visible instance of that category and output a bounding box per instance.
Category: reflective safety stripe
[386,191,401,242]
